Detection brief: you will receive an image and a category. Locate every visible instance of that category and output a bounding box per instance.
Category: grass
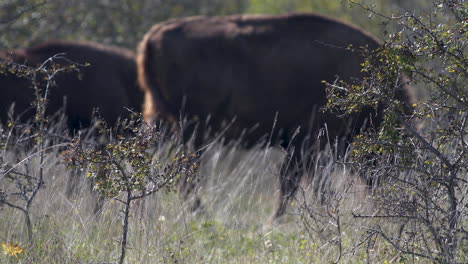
[0,118,430,264]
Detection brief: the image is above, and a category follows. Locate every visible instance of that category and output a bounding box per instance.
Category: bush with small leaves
[63,115,198,264]
[324,1,467,263]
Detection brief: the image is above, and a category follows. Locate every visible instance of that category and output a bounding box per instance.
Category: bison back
[138,13,411,145]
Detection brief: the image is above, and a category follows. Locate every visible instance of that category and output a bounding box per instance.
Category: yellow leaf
[2,242,24,257]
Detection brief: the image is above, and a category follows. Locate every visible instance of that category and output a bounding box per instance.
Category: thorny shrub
[316,1,467,263]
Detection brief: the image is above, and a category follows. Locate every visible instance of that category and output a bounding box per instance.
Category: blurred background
[0,0,434,50]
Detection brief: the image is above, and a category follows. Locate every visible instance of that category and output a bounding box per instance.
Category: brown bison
[0,40,144,130]
[137,13,415,218]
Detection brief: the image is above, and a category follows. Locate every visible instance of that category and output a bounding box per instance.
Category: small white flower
[158,215,166,222]
[264,239,272,249]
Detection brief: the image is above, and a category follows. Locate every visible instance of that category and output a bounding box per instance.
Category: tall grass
[0,115,420,263]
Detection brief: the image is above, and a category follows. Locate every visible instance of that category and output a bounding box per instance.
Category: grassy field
[0,117,425,264]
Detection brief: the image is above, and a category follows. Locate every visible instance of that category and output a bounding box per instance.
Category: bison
[0,40,144,130]
[137,13,415,218]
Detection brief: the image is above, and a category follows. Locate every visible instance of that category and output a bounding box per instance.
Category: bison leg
[178,119,205,213]
[274,147,303,218]
[179,177,202,212]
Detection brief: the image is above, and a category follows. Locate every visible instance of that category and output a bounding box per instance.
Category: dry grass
[0,118,424,264]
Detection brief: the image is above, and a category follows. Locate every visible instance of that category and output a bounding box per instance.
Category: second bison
[0,40,144,130]
[137,13,415,218]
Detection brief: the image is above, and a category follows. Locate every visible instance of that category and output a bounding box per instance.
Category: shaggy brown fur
[0,40,144,129]
[137,13,415,218]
